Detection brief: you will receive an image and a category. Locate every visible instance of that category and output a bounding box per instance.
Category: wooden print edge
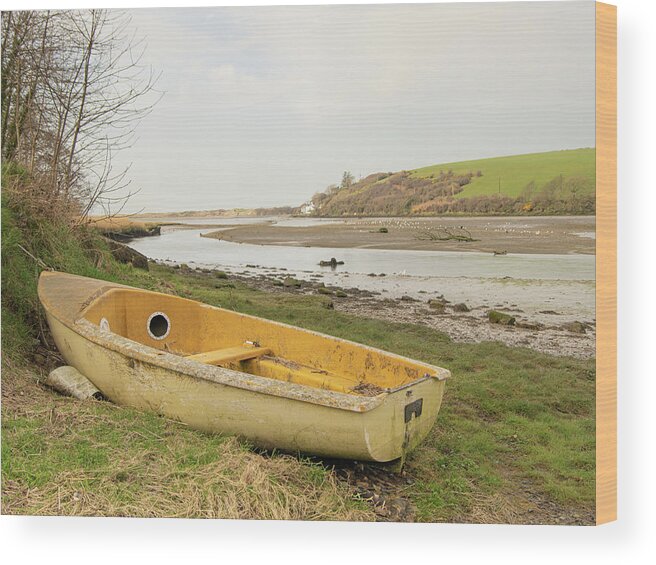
[595,1,617,525]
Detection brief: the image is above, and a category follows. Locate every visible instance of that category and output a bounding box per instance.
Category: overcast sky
[113,1,595,213]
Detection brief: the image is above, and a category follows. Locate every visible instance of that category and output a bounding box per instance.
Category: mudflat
[202,216,595,255]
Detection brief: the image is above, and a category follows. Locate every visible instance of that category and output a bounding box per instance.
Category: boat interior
[82,288,434,396]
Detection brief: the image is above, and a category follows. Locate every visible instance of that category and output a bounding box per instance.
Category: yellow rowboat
[38,271,449,463]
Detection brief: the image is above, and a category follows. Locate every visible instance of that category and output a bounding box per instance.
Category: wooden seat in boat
[188,346,364,394]
[186,345,271,365]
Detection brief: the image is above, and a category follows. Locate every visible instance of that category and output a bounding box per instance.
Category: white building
[300,201,316,215]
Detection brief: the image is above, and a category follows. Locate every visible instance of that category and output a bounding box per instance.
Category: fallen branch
[16,243,53,270]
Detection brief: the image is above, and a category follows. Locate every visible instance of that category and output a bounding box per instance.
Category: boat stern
[361,368,449,463]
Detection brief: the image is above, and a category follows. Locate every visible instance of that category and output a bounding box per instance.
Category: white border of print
[0,1,654,564]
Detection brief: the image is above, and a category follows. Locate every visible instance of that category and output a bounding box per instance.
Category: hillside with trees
[308,149,595,216]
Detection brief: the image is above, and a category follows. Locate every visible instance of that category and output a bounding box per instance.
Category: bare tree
[340,171,354,190]
[1,9,161,218]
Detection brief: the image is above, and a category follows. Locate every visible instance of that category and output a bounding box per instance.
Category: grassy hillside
[311,148,595,216]
[412,148,595,199]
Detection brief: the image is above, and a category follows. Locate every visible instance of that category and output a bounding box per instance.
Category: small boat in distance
[38,271,449,463]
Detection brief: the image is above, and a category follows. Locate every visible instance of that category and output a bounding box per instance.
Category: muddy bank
[203,215,595,255]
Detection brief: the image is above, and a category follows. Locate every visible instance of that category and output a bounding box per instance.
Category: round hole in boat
[147,312,170,340]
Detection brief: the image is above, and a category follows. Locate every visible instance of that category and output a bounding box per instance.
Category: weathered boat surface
[38,271,449,462]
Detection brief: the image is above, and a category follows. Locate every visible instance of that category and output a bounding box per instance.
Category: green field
[412,148,595,199]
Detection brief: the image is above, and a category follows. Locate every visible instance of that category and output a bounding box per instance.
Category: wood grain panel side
[595,1,617,526]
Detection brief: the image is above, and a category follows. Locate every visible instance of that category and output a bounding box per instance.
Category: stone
[428,300,446,313]
[516,321,543,330]
[562,321,587,334]
[488,310,516,325]
[104,237,149,270]
[282,277,302,288]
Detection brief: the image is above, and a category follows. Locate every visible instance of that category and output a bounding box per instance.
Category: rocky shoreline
[173,263,595,359]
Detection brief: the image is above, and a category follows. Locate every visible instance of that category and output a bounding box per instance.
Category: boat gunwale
[39,272,449,413]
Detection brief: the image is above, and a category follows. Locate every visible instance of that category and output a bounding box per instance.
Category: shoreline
[173,263,595,360]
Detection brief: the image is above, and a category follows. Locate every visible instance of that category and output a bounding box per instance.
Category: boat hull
[39,272,448,462]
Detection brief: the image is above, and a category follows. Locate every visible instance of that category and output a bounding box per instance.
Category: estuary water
[129,217,595,323]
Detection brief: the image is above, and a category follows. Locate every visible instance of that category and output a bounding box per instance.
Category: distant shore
[200,216,595,255]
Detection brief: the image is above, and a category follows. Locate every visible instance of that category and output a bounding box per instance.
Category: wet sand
[202,216,595,255]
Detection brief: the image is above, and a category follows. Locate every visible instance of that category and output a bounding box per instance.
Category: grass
[84,216,162,237]
[412,148,595,199]
[1,193,158,362]
[1,364,371,519]
[1,179,595,522]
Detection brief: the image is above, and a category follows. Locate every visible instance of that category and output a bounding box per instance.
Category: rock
[562,321,587,334]
[318,287,333,295]
[214,271,228,279]
[428,299,446,313]
[516,321,544,330]
[104,237,149,270]
[488,310,516,325]
[452,302,469,312]
[319,257,344,267]
[282,277,302,288]
[400,295,416,302]
[335,290,347,298]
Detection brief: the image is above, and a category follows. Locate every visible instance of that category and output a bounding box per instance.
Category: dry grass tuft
[463,492,525,525]
[2,362,374,521]
[3,442,370,520]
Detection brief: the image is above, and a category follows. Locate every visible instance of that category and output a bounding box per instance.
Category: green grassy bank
[413,148,595,200]
[1,184,595,523]
[312,148,595,216]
